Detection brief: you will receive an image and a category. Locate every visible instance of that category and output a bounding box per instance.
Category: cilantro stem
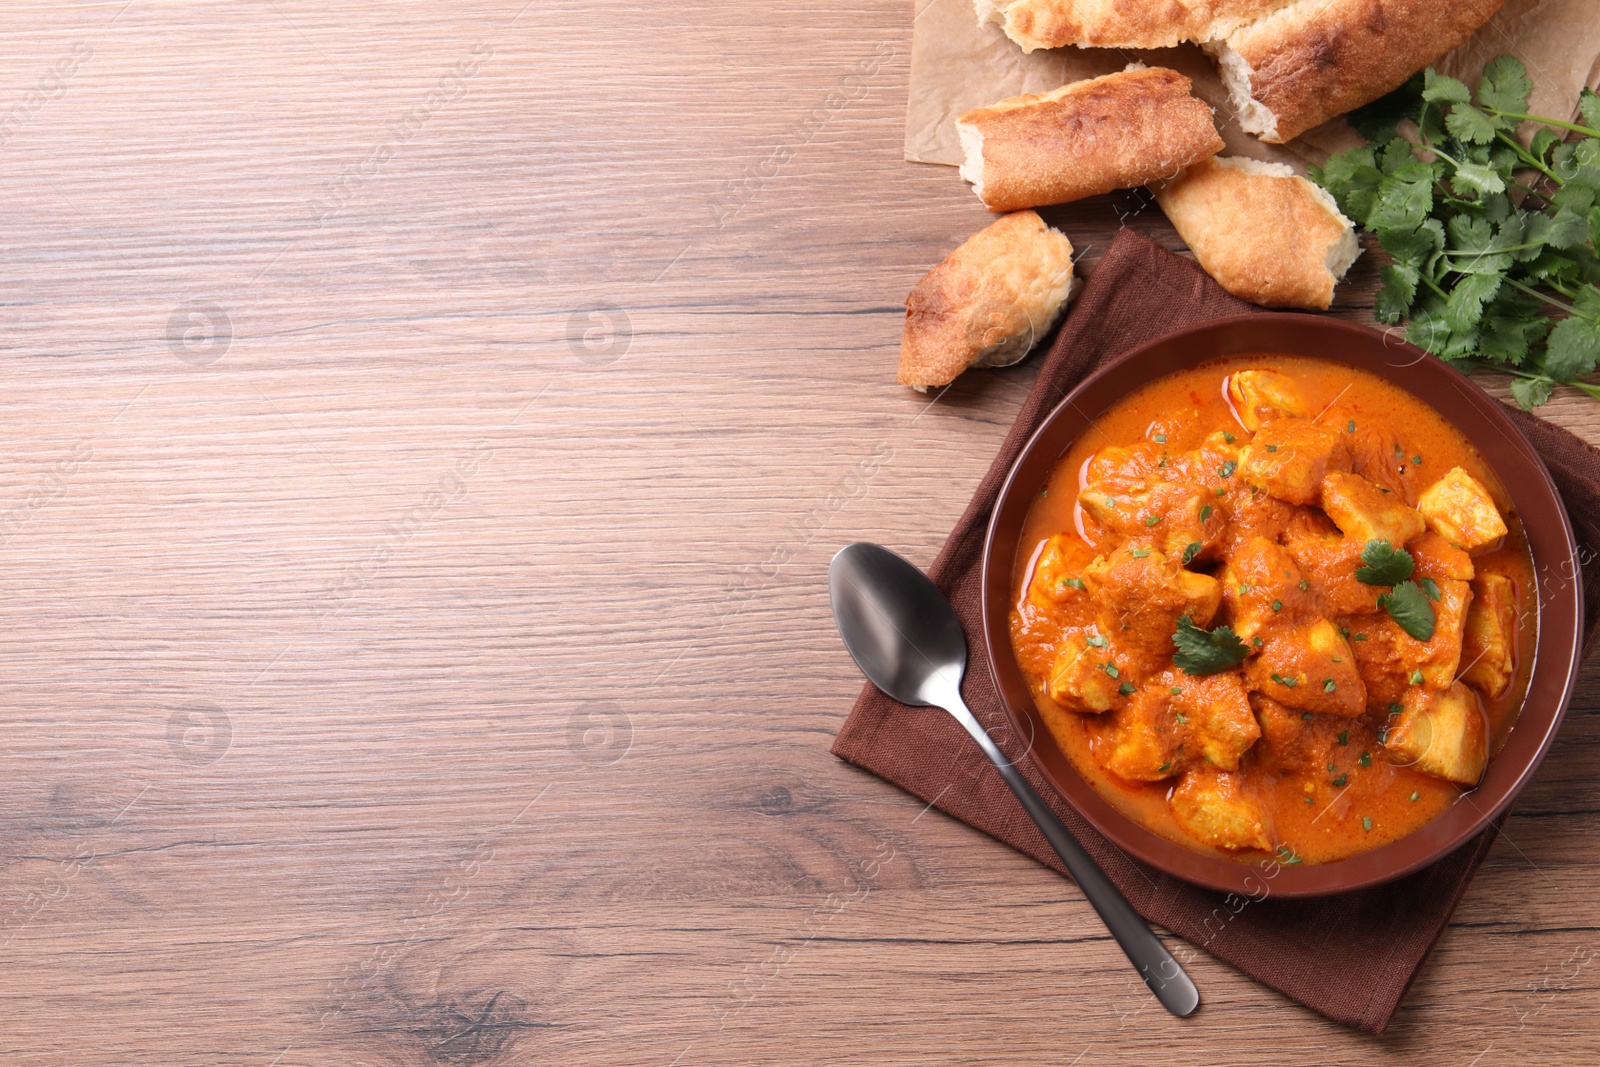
[1500,275,1593,319]
[1506,367,1600,402]
[1484,109,1600,138]
[1493,131,1562,183]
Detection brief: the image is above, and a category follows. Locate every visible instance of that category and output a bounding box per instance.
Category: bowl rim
[979,312,1583,898]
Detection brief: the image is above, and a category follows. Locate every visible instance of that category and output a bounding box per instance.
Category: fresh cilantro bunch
[1310,56,1600,409]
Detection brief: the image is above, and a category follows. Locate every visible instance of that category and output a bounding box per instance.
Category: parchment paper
[906,0,1600,171]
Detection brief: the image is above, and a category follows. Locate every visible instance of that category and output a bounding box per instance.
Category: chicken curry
[1009,356,1535,864]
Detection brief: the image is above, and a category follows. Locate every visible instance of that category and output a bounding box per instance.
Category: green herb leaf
[1171,616,1250,676]
[1381,580,1438,641]
[1182,541,1202,565]
[1356,540,1415,586]
[1477,55,1533,114]
[1275,844,1304,866]
[1422,69,1471,106]
[1419,577,1441,601]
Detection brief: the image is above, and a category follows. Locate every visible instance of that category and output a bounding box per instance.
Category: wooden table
[1,2,1595,1063]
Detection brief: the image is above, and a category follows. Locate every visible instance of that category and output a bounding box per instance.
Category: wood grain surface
[0,2,1595,1064]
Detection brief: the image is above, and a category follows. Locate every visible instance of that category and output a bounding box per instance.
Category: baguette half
[1153,156,1360,310]
[984,0,1296,52]
[898,211,1076,392]
[958,67,1223,212]
[1209,0,1507,143]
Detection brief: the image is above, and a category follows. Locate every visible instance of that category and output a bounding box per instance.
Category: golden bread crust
[1153,157,1357,309]
[958,67,1223,212]
[897,211,1075,390]
[998,0,1295,51]
[1223,0,1507,143]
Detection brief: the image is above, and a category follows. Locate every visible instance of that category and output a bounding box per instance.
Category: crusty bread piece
[898,211,1076,392]
[957,67,1223,212]
[1153,156,1359,309]
[985,0,1295,53]
[1209,0,1507,143]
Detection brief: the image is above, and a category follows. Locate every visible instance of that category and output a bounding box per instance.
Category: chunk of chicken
[1027,533,1096,610]
[1347,578,1473,696]
[1250,693,1304,748]
[1321,470,1426,547]
[1408,530,1475,583]
[1047,633,1123,713]
[1219,537,1318,643]
[1237,419,1351,506]
[1173,669,1262,770]
[1282,526,1381,617]
[1228,369,1308,432]
[1078,480,1224,561]
[1084,441,1166,491]
[1083,548,1221,672]
[1103,669,1261,781]
[1417,467,1508,552]
[1461,572,1517,698]
[1246,618,1366,717]
[1170,767,1271,851]
[1385,682,1488,785]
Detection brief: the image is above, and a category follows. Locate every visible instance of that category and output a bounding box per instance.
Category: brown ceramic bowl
[980,313,1583,897]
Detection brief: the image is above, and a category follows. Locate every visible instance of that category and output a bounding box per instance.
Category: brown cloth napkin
[832,229,1600,1034]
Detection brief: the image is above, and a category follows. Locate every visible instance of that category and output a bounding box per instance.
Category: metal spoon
[828,542,1200,1018]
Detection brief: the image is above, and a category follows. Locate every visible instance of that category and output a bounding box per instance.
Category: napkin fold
[832,229,1600,1034]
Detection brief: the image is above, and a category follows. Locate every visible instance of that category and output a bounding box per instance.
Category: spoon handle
[940,694,1201,1018]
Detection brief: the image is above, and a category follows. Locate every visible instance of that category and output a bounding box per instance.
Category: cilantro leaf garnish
[1355,540,1415,586]
[1379,580,1437,641]
[1310,54,1600,410]
[1171,615,1250,676]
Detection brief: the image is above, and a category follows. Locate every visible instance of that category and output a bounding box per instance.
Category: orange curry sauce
[1008,355,1536,865]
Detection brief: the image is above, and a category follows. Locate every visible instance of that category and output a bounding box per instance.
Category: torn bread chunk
[957,67,1223,213]
[898,210,1076,392]
[1153,157,1360,310]
[985,0,1297,52]
[1207,0,1508,144]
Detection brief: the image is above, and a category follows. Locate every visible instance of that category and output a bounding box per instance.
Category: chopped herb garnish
[1132,548,1152,558]
[1252,636,1264,647]
[1086,632,1109,648]
[1062,577,1086,590]
[1170,686,1183,695]
[1332,656,1342,663]
[1332,774,1348,787]
[1347,419,1356,433]
[1271,599,1283,612]
[1218,460,1237,478]
[1171,615,1251,676]
[1362,816,1373,831]
[1409,669,1424,685]
[1276,845,1303,866]
[1270,672,1300,688]
[1298,578,1310,591]
[1175,712,1188,724]
[1337,730,1349,745]
[1144,515,1163,526]
[1408,792,1419,802]
[1215,487,1226,497]
[1153,433,1167,444]
[1101,662,1119,678]
[1238,582,1252,594]
[1223,432,1236,444]
[1356,540,1415,586]
[1381,581,1437,641]
[1302,712,1314,721]
[1158,761,1172,773]
[1200,504,1213,522]
[1413,455,1423,466]
[1182,541,1202,565]
[1419,577,1441,601]
[1359,751,1372,767]
[1353,633,1367,641]
[1105,496,1116,508]
[1158,456,1168,467]
[1389,701,1403,716]
[1118,681,1136,695]
[1265,444,1279,452]
[1324,678,1337,692]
